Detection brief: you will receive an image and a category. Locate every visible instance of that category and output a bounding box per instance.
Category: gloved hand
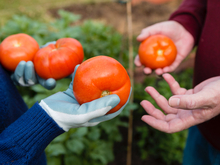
[11,61,56,90]
[39,65,131,131]
[10,41,57,90]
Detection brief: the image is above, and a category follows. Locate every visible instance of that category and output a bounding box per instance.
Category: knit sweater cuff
[5,102,64,155]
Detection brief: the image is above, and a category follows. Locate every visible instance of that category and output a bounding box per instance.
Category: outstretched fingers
[141,114,193,133]
[140,100,172,132]
[141,115,172,133]
[141,100,165,120]
[145,86,178,114]
[162,73,187,95]
[141,101,195,133]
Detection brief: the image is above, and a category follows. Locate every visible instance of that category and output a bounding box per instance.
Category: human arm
[0,103,64,164]
[135,0,207,75]
[169,0,207,44]
[141,73,220,133]
[0,65,131,164]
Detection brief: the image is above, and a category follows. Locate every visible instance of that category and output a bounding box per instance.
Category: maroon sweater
[170,0,220,150]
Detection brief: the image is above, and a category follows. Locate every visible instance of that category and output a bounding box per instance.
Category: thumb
[168,92,213,110]
[82,94,120,114]
[37,75,56,90]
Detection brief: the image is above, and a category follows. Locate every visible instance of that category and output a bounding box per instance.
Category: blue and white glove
[10,41,57,90]
[39,65,131,131]
[11,61,56,90]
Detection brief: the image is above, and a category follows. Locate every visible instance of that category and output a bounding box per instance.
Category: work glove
[39,65,132,131]
[11,61,56,90]
[10,41,57,90]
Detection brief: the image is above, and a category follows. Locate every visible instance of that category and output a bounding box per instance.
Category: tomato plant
[138,34,177,69]
[73,55,131,114]
[0,33,39,71]
[34,38,84,80]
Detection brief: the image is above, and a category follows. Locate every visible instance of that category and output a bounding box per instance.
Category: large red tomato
[138,34,177,69]
[0,33,39,71]
[73,56,131,114]
[34,38,84,80]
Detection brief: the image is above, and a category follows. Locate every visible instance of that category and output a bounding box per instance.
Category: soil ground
[49,1,188,164]
[49,0,183,36]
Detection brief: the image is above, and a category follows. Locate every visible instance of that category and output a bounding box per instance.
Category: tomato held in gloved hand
[0,33,39,71]
[138,34,177,69]
[34,38,84,80]
[73,55,131,114]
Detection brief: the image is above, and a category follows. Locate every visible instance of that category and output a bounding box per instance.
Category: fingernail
[169,97,180,107]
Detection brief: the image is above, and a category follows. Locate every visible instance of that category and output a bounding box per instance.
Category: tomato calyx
[157,49,163,56]
[13,41,21,48]
[51,48,57,52]
[156,48,166,61]
[101,90,111,97]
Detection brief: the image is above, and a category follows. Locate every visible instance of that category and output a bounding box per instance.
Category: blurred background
[0,0,195,164]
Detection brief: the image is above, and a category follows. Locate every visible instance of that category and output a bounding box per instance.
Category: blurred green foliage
[0,10,193,165]
[133,69,193,165]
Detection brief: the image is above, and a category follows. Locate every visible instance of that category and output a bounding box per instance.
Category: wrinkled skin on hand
[141,73,220,133]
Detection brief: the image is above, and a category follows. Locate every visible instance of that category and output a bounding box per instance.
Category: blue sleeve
[0,103,64,164]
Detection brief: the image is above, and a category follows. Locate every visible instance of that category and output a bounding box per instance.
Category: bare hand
[141,73,220,133]
[135,21,194,75]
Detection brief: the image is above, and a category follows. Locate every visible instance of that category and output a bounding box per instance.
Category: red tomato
[0,33,39,71]
[34,38,84,80]
[145,0,172,4]
[138,34,177,69]
[73,56,131,114]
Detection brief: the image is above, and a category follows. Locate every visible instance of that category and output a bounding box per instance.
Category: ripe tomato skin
[138,34,177,69]
[73,56,131,114]
[0,33,39,71]
[145,0,172,4]
[34,38,84,80]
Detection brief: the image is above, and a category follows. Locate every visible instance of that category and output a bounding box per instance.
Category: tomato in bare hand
[34,38,84,80]
[73,55,131,114]
[138,34,177,69]
[0,33,39,71]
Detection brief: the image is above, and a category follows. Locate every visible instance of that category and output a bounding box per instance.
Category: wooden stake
[126,1,134,165]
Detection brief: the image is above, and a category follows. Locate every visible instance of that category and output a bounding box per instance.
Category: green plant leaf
[64,155,82,165]
[66,139,85,155]
[46,143,67,156]
[70,127,88,138]
[88,127,101,141]
[53,132,68,143]
[46,157,62,165]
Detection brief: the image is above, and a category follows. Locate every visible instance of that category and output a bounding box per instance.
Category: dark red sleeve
[169,0,207,44]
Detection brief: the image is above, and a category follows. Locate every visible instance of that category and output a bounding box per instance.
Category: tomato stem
[157,49,163,56]
[101,90,110,97]
[13,42,21,47]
